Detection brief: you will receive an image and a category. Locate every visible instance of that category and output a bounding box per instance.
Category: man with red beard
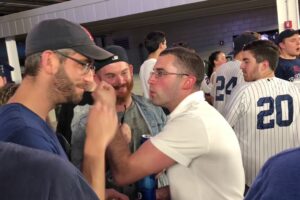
[71,45,167,199]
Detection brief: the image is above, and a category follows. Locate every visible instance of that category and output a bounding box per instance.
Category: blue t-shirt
[0,142,99,200]
[245,147,300,200]
[275,57,300,82]
[0,103,68,160]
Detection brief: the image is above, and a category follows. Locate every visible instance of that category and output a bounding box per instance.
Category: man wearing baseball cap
[275,29,300,89]
[71,45,168,199]
[0,18,123,200]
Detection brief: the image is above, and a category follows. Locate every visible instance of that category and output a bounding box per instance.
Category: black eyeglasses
[54,51,95,75]
[150,69,189,79]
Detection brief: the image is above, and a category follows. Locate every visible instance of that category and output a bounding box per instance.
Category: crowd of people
[0,17,300,200]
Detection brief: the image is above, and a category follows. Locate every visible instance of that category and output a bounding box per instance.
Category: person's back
[224,40,300,187]
[0,142,99,200]
[139,31,167,98]
[225,77,300,186]
[151,91,244,199]
[211,32,259,114]
[139,58,157,98]
[245,147,300,200]
[210,60,243,113]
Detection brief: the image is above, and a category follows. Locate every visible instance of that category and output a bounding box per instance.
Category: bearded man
[71,45,167,199]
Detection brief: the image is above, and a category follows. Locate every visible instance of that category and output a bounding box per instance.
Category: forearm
[82,139,106,200]
[107,129,133,185]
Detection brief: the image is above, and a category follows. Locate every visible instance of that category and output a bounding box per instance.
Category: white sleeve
[151,114,209,167]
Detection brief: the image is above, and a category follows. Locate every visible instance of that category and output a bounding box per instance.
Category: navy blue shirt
[0,103,68,160]
[0,142,99,200]
[275,57,300,82]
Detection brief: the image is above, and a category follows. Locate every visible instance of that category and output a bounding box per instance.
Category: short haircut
[24,48,75,76]
[144,31,166,54]
[243,40,279,71]
[160,47,205,88]
[233,32,260,57]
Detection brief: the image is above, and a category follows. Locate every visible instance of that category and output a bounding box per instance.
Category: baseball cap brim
[74,44,114,60]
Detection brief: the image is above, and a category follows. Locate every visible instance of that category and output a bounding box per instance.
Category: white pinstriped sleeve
[224,86,249,128]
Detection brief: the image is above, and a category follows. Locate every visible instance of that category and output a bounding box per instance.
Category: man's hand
[156,186,170,200]
[86,81,118,150]
[105,188,129,200]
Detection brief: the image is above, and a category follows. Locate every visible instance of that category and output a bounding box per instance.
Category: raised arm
[82,81,118,200]
[107,126,175,186]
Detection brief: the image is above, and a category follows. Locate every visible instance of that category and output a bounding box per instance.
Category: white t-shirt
[224,77,300,186]
[151,91,244,200]
[139,58,157,99]
[211,60,243,114]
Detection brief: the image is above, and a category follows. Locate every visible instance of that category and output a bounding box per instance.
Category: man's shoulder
[0,104,30,136]
[216,60,242,78]
[218,60,241,70]
[132,94,157,107]
[132,94,165,114]
[0,142,98,200]
[140,58,156,73]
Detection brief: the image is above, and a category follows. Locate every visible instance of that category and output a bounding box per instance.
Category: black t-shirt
[0,142,99,200]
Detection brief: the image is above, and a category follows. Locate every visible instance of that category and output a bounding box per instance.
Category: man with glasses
[0,18,125,200]
[105,47,245,199]
[71,45,168,200]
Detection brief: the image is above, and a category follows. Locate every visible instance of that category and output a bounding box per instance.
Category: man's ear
[278,42,285,50]
[260,60,270,72]
[159,41,165,49]
[40,50,59,75]
[182,76,196,90]
[94,72,101,84]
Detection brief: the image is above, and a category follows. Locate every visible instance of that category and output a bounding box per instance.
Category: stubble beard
[53,65,83,104]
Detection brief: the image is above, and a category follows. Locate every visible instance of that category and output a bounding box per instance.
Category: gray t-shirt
[108,101,152,199]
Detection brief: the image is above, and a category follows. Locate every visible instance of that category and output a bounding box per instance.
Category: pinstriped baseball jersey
[224,77,300,186]
[211,60,244,114]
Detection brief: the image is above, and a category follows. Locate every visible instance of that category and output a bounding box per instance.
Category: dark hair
[24,49,74,76]
[233,31,260,57]
[207,51,222,78]
[243,40,279,71]
[144,31,166,54]
[160,47,205,88]
[0,83,19,105]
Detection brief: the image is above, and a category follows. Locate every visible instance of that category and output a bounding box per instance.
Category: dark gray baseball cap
[25,18,113,60]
